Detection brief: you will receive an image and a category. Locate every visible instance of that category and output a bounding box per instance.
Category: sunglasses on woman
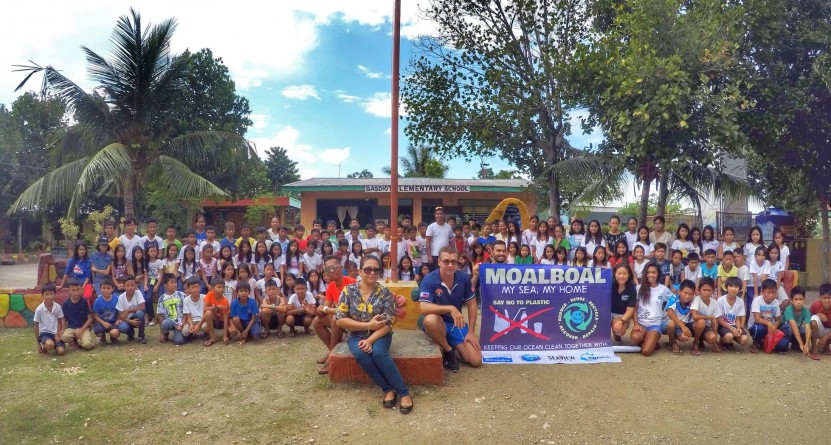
[362,267,382,275]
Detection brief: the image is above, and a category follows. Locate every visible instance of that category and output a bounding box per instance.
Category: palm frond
[164,131,253,165]
[68,143,134,214]
[6,157,89,215]
[150,156,228,199]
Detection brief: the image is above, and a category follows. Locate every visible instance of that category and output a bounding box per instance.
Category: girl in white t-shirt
[567,219,586,261]
[632,245,649,285]
[718,227,740,260]
[748,245,770,300]
[670,223,694,260]
[767,244,789,302]
[583,220,606,258]
[588,246,611,269]
[553,246,569,266]
[539,244,557,265]
[220,261,237,301]
[632,263,673,356]
[531,221,551,261]
[701,226,720,256]
[270,243,285,280]
[634,226,653,259]
[179,246,200,282]
[744,226,765,258]
[772,230,791,272]
[690,227,703,257]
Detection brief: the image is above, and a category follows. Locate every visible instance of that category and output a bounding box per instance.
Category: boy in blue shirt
[157,273,186,345]
[663,280,695,353]
[92,278,122,344]
[230,282,261,344]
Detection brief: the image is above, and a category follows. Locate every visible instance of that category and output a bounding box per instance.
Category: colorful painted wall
[0,254,68,328]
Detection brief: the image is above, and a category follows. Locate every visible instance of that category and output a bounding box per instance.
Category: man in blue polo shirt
[419,246,482,372]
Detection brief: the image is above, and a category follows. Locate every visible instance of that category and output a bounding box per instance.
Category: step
[328,330,444,385]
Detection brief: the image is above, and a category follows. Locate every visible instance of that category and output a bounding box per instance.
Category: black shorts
[290,314,306,326]
[213,319,225,330]
[718,325,744,337]
[267,313,280,330]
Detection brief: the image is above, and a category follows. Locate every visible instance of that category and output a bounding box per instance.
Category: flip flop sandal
[204,339,215,347]
[691,349,701,356]
[317,356,328,364]
[318,365,329,375]
[276,331,286,338]
[810,353,821,360]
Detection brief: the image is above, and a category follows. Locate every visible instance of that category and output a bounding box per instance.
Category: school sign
[479,264,620,364]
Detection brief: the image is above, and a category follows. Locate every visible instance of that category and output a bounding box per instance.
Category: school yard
[1,264,830,445]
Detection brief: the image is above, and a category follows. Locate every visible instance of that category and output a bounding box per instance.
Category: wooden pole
[390,0,401,282]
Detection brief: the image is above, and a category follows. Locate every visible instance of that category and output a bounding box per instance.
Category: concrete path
[0,263,40,290]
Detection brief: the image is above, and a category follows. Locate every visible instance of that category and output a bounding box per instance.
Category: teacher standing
[336,255,413,414]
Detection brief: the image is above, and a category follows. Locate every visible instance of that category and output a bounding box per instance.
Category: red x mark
[489,305,554,343]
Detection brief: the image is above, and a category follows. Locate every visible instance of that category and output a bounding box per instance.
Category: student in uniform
[33,283,65,355]
[717,277,750,349]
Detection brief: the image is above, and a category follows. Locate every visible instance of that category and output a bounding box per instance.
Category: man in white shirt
[119,217,144,259]
[426,207,454,270]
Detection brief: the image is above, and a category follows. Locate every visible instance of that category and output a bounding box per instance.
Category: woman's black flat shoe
[383,392,397,409]
[399,401,414,414]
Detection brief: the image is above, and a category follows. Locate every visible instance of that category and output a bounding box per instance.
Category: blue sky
[0,1,603,182]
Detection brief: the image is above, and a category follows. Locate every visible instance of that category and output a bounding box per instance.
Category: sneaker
[442,350,460,373]
[148,321,156,326]
[138,337,147,344]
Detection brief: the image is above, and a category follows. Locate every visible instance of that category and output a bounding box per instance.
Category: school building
[282,178,534,229]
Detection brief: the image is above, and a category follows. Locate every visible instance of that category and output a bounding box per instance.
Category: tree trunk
[123,173,136,220]
[17,218,22,253]
[545,138,561,222]
[638,158,656,225]
[656,169,669,217]
[820,189,830,284]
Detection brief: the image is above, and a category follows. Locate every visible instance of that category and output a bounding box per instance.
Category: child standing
[717,277,750,348]
[302,241,323,274]
[145,245,163,326]
[744,226,765,258]
[701,249,719,281]
[179,246,201,287]
[701,226,720,257]
[717,251,739,294]
[635,226,653,259]
[718,226,739,260]
[632,245,649,285]
[666,250,684,294]
[652,243,670,277]
[540,245,557,265]
[748,246,770,305]
[584,220,606,259]
[90,238,113,299]
[682,252,702,288]
[60,242,93,302]
[200,225,221,258]
[198,245,217,293]
[33,283,65,355]
[588,246,610,269]
[514,245,534,264]
[671,223,694,261]
[567,218,586,261]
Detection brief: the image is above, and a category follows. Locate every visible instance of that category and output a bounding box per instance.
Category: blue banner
[479,263,620,364]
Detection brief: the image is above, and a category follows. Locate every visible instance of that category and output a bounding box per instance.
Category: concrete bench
[328,330,444,385]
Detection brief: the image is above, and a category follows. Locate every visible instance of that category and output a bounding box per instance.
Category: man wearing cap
[90,237,114,298]
[425,207,454,271]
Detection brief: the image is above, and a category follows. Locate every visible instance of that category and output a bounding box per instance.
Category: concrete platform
[329,330,444,385]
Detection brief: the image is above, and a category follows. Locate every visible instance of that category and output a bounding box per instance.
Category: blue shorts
[420,319,469,348]
[662,319,695,336]
[38,333,64,347]
[642,324,662,333]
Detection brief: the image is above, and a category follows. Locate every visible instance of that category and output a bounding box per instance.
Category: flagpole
[390,0,401,282]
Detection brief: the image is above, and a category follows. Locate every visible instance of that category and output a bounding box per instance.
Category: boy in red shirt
[810,283,831,356]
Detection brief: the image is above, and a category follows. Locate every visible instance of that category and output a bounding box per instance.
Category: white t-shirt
[286,255,301,276]
[635,284,673,327]
[701,240,720,255]
[531,236,551,260]
[748,296,781,327]
[683,265,701,283]
[115,291,146,312]
[288,291,316,309]
[178,244,201,260]
[691,296,722,324]
[664,295,693,324]
[416,236,428,259]
[272,255,285,273]
[778,245,791,268]
[33,302,64,334]
[671,239,695,257]
[769,261,784,282]
[584,238,606,257]
[426,222,454,256]
[256,277,281,296]
[360,237,379,253]
[182,294,205,323]
[119,234,143,259]
[718,295,745,328]
[633,258,649,277]
[302,253,323,272]
[378,238,391,254]
[223,279,237,301]
[625,232,639,251]
[522,229,537,247]
[721,242,740,254]
[199,240,221,256]
[539,258,556,265]
[179,261,200,280]
[147,259,164,282]
[588,260,611,269]
[737,265,750,283]
[749,260,771,279]
[744,242,763,258]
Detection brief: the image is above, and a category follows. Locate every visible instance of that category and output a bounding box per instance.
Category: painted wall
[805,239,831,288]
[0,254,68,328]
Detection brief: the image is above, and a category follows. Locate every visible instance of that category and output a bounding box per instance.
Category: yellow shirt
[108,237,120,251]
[717,264,738,290]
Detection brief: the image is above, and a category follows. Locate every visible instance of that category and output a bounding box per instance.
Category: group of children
[35,212,831,361]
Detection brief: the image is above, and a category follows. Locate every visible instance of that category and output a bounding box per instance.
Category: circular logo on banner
[558,297,599,340]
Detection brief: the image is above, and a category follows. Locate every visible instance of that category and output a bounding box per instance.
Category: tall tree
[739,0,831,280]
[264,146,300,189]
[402,0,591,217]
[8,9,252,219]
[576,0,751,224]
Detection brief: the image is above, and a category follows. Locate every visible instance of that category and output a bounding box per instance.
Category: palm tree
[7,9,251,219]
[382,145,448,178]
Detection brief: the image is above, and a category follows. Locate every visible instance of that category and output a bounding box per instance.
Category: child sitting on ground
[229,281,261,344]
[690,277,722,355]
[781,286,815,359]
[717,277,750,349]
[33,283,65,355]
[61,278,96,350]
[286,277,315,336]
[92,279,121,344]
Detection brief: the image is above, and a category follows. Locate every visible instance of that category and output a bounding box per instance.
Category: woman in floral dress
[336,255,414,414]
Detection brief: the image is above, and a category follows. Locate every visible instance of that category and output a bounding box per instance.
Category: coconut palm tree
[7,8,251,219]
[382,145,448,178]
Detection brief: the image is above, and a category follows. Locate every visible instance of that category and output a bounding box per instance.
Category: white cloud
[357,64,386,79]
[384,128,392,135]
[251,125,349,179]
[335,91,362,103]
[281,84,321,101]
[249,113,270,130]
[361,92,407,118]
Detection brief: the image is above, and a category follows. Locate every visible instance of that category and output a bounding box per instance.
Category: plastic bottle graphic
[493,309,510,333]
[517,308,528,334]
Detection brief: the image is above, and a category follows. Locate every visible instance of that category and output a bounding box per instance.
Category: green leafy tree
[739,0,831,279]
[402,0,591,217]
[477,167,520,180]
[8,9,252,219]
[576,0,752,224]
[382,145,448,178]
[264,146,300,189]
[346,169,374,179]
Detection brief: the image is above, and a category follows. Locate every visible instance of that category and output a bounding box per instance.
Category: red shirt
[453,237,466,253]
[294,236,308,251]
[810,301,831,328]
[325,276,357,305]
